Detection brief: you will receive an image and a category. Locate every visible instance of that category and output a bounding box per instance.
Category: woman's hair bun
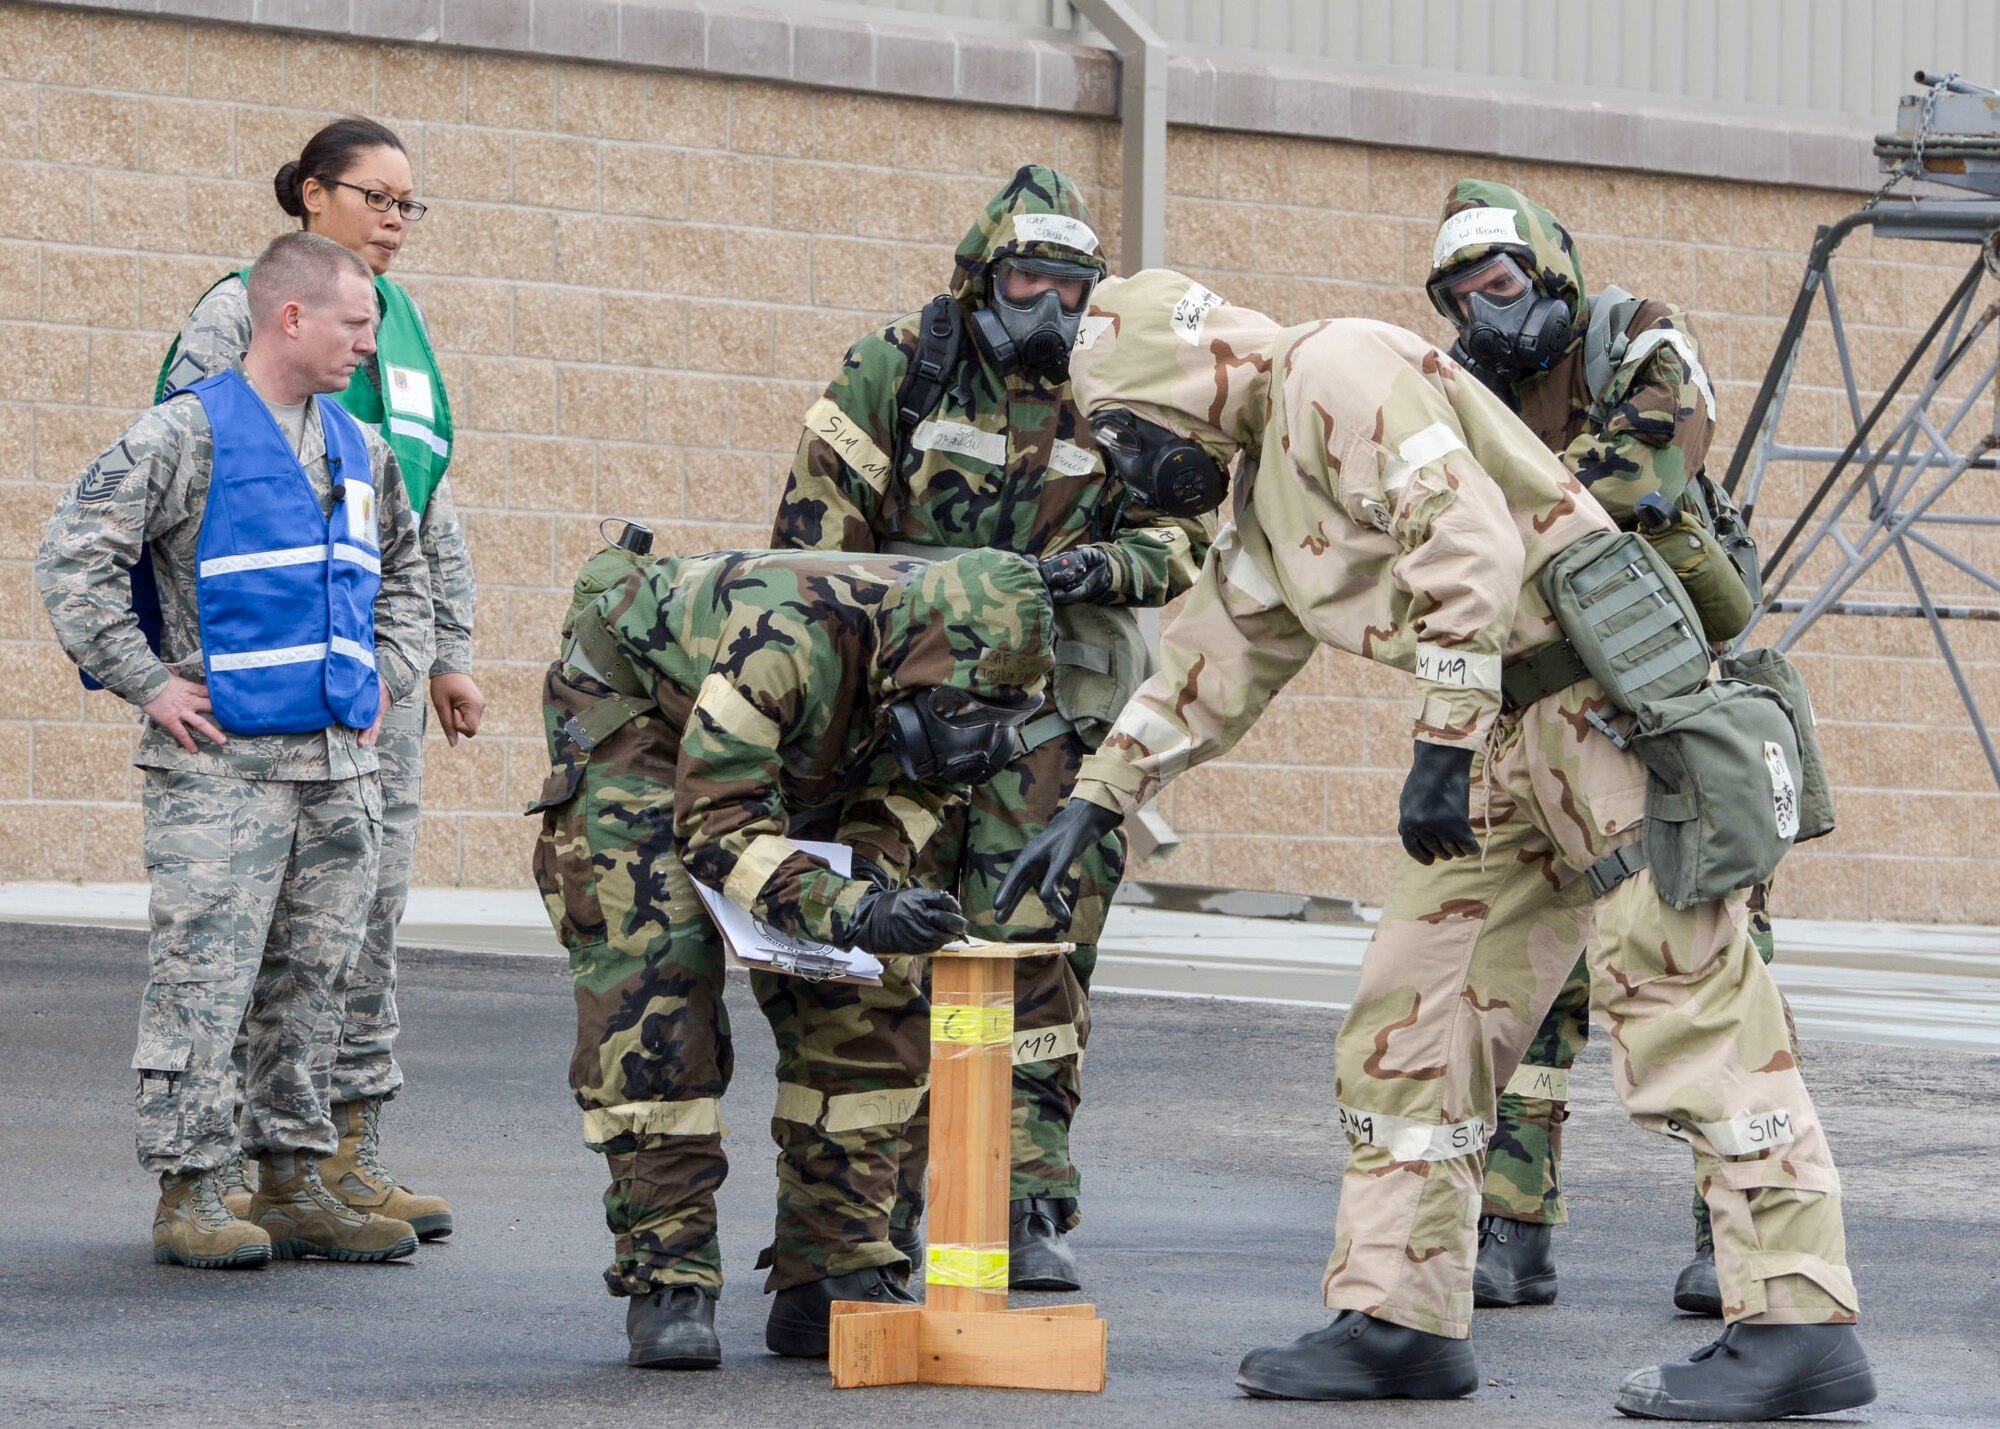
[273,160,305,218]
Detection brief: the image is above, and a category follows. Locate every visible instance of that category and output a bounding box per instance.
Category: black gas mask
[1089,408,1229,519]
[888,685,1044,787]
[1429,252,1572,379]
[971,256,1097,380]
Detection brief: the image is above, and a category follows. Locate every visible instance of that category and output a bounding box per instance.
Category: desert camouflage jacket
[543,548,1053,943]
[771,164,1207,599]
[1430,179,1715,526]
[1060,269,1615,817]
[164,273,476,677]
[37,377,433,781]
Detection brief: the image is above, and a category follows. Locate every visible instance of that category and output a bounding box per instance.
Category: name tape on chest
[1172,282,1226,345]
[1338,1102,1486,1163]
[1011,212,1099,255]
[1432,206,1523,269]
[1049,438,1096,477]
[911,418,1007,467]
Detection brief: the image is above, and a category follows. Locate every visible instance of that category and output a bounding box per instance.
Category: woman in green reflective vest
[158,117,479,1241]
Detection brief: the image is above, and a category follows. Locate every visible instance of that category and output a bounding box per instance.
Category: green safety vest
[155,269,454,516]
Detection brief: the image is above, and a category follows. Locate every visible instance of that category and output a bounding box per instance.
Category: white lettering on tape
[1338,1102,1486,1163]
[1171,282,1226,345]
[1012,212,1098,253]
[1765,741,1800,840]
[911,418,1007,466]
[1432,206,1523,270]
[1049,439,1096,477]
[1414,642,1501,694]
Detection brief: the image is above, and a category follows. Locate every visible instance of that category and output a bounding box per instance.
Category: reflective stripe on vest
[190,370,382,735]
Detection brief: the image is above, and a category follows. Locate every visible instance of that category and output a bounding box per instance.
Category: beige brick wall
[2,3,1995,922]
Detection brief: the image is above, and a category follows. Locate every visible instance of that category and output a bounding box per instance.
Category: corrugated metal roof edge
[44,0,1879,188]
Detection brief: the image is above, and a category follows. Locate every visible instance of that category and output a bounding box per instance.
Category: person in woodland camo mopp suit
[532,545,1053,1368]
[996,269,1873,1421]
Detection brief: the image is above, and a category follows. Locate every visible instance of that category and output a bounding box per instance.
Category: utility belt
[882,539,1152,750]
[1506,529,1833,908]
[556,607,655,754]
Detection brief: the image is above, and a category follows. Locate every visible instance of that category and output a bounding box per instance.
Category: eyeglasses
[324,179,428,222]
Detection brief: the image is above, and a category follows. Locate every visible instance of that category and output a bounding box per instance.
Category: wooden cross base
[829,939,1108,1393]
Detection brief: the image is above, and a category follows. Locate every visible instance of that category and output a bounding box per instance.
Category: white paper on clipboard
[693,839,885,985]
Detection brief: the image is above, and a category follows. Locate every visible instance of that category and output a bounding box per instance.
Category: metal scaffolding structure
[1723,76,2000,789]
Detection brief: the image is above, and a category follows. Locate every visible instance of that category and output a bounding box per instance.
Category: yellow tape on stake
[931,1003,1014,1045]
[926,1244,1008,1289]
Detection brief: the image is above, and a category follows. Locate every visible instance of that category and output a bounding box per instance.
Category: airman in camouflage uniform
[37,234,434,1270]
[161,271,472,1240]
[1426,180,1774,1313]
[531,546,1052,1366]
[1000,270,1871,1416]
[771,163,1208,1287]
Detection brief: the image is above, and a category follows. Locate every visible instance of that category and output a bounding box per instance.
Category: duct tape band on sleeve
[931,997,1014,1061]
[1502,1063,1569,1102]
[926,1243,1009,1290]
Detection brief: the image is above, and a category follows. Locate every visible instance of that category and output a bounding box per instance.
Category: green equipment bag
[1048,600,1153,747]
[1540,529,1710,712]
[1626,679,1804,909]
[1641,510,1755,644]
[1717,646,1835,842]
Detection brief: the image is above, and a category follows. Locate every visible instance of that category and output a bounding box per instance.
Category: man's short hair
[245,231,372,331]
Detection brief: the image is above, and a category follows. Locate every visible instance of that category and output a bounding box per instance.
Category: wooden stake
[828,940,1107,1392]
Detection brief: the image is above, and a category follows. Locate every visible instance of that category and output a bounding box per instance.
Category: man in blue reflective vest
[38,231,434,1270]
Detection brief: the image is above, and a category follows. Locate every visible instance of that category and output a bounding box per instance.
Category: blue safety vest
[189,370,382,735]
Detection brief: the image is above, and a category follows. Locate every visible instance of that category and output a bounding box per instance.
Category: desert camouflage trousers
[896,727,1121,1234]
[133,766,382,1175]
[1482,885,1783,1242]
[1324,680,1857,1340]
[533,725,928,1297]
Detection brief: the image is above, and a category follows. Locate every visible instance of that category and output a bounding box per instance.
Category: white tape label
[912,418,1007,466]
[1073,313,1113,351]
[1339,1103,1486,1163]
[1171,282,1226,345]
[1012,1022,1081,1065]
[1668,1108,1800,1157]
[1503,1063,1570,1102]
[1765,741,1799,840]
[1012,212,1099,254]
[1432,206,1522,269]
[1049,439,1096,477]
[1414,643,1501,694]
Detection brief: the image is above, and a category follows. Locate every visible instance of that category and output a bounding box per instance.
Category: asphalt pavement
[2,922,1995,1427]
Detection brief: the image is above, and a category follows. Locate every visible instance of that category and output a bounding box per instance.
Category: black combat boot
[626,1284,721,1370]
[1673,1246,1723,1317]
[1235,1310,1480,1400]
[1009,1196,1080,1291]
[888,1219,924,1271]
[1472,1213,1557,1307]
[765,1265,916,1358]
[1615,1322,1876,1420]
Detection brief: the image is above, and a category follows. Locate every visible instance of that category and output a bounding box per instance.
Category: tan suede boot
[215,1152,254,1219]
[153,1170,272,1269]
[249,1151,417,1262]
[322,1098,454,1241]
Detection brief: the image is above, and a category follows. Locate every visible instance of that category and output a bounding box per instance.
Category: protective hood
[1427,179,1585,327]
[873,548,1055,701]
[1065,268,1284,457]
[949,164,1109,314]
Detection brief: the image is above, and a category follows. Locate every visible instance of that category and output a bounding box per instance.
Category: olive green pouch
[1642,512,1754,644]
[1050,601,1155,747]
[1718,646,1835,842]
[1626,680,1804,909]
[1541,530,1710,713]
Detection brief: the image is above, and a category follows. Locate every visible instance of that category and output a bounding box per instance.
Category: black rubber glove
[993,798,1124,927]
[1398,741,1479,866]
[1038,545,1117,605]
[850,857,895,892]
[850,886,968,954]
